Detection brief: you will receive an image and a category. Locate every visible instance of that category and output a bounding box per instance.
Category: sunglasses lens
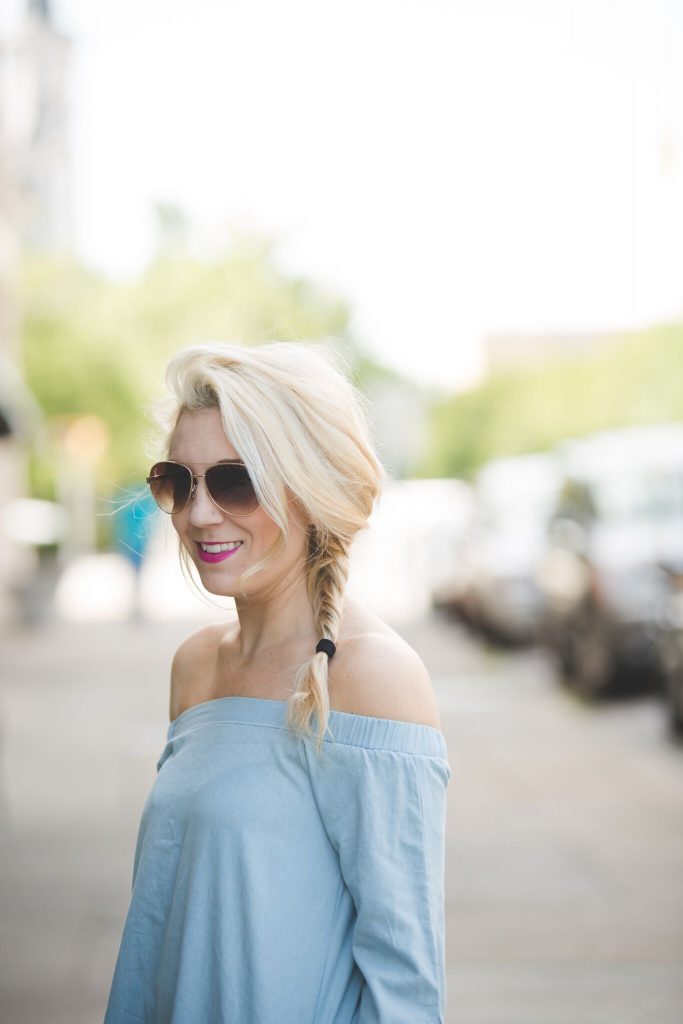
[206,463,259,515]
[147,462,191,514]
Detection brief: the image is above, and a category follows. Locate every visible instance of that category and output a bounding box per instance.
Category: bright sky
[5,0,683,390]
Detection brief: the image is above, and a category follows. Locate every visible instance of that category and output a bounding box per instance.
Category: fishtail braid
[285,528,351,755]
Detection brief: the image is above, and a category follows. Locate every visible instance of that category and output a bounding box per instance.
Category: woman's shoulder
[168,604,442,731]
[169,620,233,722]
[330,600,442,730]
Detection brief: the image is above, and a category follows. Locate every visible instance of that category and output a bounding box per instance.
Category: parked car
[454,452,563,644]
[348,476,474,622]
[653,560,683,737]
[535,423,683,699]
[424,480,475,612]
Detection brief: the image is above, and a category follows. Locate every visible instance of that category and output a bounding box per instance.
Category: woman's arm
[306,636,451,1023]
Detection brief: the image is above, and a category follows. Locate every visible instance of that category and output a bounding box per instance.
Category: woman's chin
[192,559,237,591]
[200,577,238,600]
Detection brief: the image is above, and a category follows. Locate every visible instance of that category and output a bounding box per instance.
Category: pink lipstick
[196,542,243,564]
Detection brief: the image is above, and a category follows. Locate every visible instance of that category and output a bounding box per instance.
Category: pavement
[1,608,682,1023]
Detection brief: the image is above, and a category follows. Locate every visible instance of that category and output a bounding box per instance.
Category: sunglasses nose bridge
[186,471,224,516]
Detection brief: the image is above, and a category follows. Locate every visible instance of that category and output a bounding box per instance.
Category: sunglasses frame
[146,459,260,516]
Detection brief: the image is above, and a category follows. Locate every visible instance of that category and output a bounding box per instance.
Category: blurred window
[591,469,683,522]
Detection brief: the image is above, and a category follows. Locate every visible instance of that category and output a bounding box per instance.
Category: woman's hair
[145,339,387,755]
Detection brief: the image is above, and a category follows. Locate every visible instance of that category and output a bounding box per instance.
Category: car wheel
[536,617,572,677]
[663,668,683,738]
[571,616,618,699]
[556,635,577,678]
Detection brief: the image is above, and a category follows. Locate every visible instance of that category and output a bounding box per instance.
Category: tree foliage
[421,323,683,480]
[19,236,355,510]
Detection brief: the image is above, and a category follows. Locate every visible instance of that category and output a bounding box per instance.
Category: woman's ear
[286,492,313,534]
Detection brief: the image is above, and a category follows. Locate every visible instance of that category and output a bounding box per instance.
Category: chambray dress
[103,695,452,1024]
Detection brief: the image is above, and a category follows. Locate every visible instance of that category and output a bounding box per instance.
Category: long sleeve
[303,724,452,1023]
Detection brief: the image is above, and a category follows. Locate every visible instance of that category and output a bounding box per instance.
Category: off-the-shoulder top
[103,695,452,1024]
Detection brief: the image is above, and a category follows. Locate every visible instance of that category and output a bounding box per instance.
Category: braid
[308,533,349,642]
[285,529,350,756]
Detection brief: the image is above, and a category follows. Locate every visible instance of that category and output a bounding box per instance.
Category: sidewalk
[1,611,683,1023]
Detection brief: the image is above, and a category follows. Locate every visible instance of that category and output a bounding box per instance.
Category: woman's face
[168,406,310,598]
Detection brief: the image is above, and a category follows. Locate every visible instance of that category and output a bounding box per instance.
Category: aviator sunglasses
[146,460,260,516]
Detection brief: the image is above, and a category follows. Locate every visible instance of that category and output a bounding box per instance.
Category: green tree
[421,323,683,479]
[18,232,359,543]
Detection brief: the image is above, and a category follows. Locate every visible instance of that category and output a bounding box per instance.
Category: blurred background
[1,0,682,1021]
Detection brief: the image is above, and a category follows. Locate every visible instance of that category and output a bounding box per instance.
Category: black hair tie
[315,638,336,659]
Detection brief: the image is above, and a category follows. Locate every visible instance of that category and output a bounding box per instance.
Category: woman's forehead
[171,408,239,461]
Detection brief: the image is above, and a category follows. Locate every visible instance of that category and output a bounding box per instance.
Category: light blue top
[104,695,452,1024]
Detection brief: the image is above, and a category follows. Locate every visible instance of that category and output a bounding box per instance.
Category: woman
[104,339,452,1023]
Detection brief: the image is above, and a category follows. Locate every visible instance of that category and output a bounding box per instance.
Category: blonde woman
[103,340,452,1023]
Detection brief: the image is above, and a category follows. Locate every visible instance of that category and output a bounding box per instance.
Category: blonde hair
[145,339,386,755]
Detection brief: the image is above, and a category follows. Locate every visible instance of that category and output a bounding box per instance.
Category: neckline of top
[168,694,448,757]
[170,693,444,732]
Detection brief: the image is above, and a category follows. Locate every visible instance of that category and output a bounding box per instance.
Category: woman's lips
[195,542,243,564]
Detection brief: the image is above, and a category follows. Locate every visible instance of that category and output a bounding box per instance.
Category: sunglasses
[146,460,260,516]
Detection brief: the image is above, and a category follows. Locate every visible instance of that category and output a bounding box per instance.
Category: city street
[1,609,682,1024]
[3,3,683,1023]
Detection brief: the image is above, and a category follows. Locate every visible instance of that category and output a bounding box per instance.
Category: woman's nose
[188,477,225,524]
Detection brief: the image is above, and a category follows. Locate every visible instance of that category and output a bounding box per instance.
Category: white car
[457,452,563,643]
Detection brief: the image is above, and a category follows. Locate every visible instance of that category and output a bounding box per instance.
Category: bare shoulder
[169,621,228,722]
[330,629,442,730]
